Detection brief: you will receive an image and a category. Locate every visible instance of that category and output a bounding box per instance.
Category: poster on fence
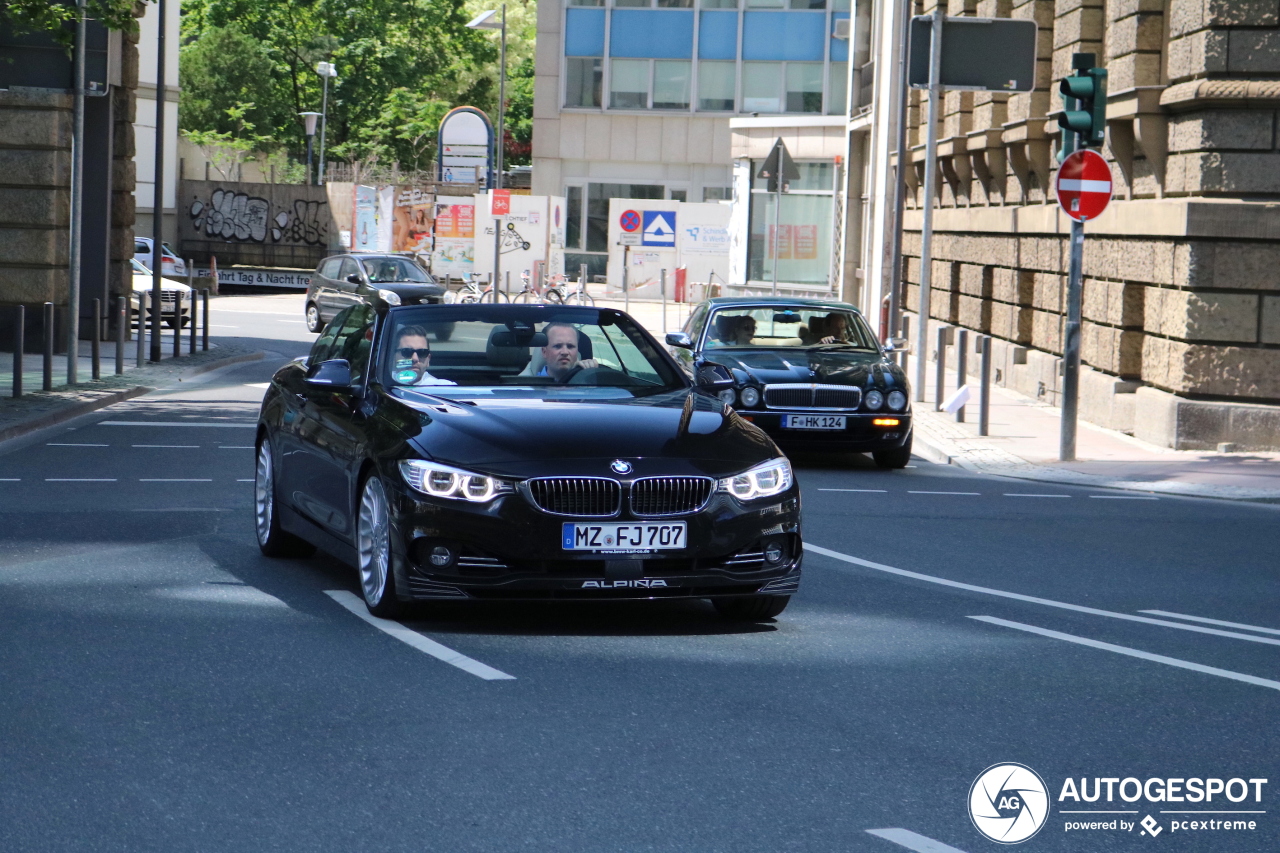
[431,201,475,277]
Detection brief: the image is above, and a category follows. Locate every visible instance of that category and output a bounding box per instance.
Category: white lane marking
[1139,610,1280,638]
[907,490,981,496]
[1004,493,1070,498]
[139,478,213,482]
[805,543,1280,648]
[970,616,1280,693]
[100,421,257,428]
[1160,810,1267,814]
[866,828,969,853]
[209,309,302,316]
[819,488,888,493]
[0,478,20,482]
[220,446,254,449]
[236,478,254,482]
[45,478,117,482]
[209,324,240,328]
[48,443,109,447]
[1090,495,1159,500]
[244,383,270,389]
[132,444,199,448]
[324,591,515,681]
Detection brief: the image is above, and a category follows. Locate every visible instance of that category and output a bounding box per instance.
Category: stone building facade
[855,0,1280,450]
[0,14,141,354]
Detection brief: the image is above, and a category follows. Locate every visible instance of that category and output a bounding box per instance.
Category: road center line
[100,421,257,428]
[818,488,888,493]
[132,444,200,448]
[866,828,970,853]
[907,491,981,496]
[804,542,1280,648]
[1139,609,1280,637]
[1089,495,1159,500]
[219,446,254,449]
[45,478,117,482]
[1003,493,1070,498]
[324,591,515,681]
[139,479,213,482]
[969,616,1280,693]
[47,443,109,447]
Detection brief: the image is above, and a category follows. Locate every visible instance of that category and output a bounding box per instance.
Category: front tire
[872,432,913,469]
[305,302,323,333]
[357,474,404,618]
[564,291,595,306]
[255,438,316,558]
[712,595,790,621]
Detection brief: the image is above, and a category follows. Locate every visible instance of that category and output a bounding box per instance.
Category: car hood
[383,387,779,478]
[709,348,906,389]
[131,273,189,291]
[373,282,446,296]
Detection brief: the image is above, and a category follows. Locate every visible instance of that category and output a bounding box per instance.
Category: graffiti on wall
[188,188,329,246]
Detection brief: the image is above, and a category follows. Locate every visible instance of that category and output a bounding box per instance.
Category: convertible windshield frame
[377,304,690,394]
[699,303,881,352]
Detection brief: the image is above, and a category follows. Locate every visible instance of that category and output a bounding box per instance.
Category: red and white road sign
[1056,149,1112,221]
[619,209,641,232]
[491,189,511,216]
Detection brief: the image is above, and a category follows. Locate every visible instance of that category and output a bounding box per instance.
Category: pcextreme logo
[969,763,1050,844]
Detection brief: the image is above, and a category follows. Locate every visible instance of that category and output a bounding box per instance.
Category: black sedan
[667,297,913,468]
[255,302,802,621]
[304,253,452,339]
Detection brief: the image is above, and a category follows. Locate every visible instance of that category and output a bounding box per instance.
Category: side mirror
[346,274,362,285]
[666,332,693,349]
[885,336,912,353]
[695,361,735,393]
[305,359,355,393]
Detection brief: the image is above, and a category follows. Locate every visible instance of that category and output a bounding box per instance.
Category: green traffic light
[1058,54,1108,161]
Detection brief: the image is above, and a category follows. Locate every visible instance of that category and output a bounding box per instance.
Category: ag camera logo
[969,763,1050,844]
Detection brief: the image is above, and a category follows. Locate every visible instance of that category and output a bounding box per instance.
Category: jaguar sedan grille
[526,478,621,517]
[764,383,862,410]
[629,477,713,517]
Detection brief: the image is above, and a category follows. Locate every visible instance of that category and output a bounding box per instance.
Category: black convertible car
[668,297,913,468]
[255,301,802,621]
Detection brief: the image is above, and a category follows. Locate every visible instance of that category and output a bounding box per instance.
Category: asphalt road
[0,294,1276,853]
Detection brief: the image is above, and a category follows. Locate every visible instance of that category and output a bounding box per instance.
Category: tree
[0,0,148,46]
[179,24,287,140]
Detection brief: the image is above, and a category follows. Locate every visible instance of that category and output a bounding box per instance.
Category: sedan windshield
[383,306,685,397]
[362,257,432,284]
[704,307,880,351]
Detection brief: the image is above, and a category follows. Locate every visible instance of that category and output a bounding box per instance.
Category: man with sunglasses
[393,324,455,386]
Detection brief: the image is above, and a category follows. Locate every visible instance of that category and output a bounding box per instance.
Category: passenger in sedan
[393,325,455,386]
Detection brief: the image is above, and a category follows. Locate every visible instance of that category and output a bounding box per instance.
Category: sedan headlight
[739,386,760,408]
[718,388,736,406]
[717,458,793,501]
[864,389,884,411]
[377,288,402,306]
[887,390,908,411]
[399,460,512,502]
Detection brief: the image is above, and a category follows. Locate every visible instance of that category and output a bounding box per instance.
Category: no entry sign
[1056,149,1112,221]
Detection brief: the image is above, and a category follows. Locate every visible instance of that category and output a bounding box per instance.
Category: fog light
[764,540,785,564]
[873,418,900,426]
[429,545,455,567]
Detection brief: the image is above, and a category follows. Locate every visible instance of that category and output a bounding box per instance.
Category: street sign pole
[914,5,943,402]
[771,173,781,297]
[1060,216,1085,461]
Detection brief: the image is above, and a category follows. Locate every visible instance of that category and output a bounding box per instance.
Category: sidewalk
[911,363,1280,502]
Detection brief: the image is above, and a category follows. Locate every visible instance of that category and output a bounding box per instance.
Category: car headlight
[739,386,760,408]
[399,460,512,502]
[717,458,793,501]
[864,389,884,411]
[377,288,402,306]
[887,390,908,411]
[718,388,736,406]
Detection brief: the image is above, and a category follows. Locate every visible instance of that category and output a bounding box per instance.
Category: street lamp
[466,6,506,189]
[315,61,338,185]
[300,111,322,185]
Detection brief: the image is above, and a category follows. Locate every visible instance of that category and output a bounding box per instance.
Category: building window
[566,186,584,249]
[827,61,847,115]
[610,59,651,108]
[670,189,688,201]
[656,0,694,7]
[698,60,736,110]
[745,0,785,8]
[653,60,692,109]
[565,58,603,107]
[703,186,731,201]
[786,62,823,112]
[568,0,604,5]
[700,0,738,6]
[742,61,783,111]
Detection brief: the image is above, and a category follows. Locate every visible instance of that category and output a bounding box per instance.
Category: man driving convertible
[537,322,600,381]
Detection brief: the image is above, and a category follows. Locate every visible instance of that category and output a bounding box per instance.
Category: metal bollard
[173,294,181,358]
[91,298,101,380]
[12,305,23,398]
[189,290,197,353]
[202,289,209,350]
[116,296,125,375]
[955,328,968,423]
[934,324,947,412]
[900,315,911,375]
[978,335,992,436]
[136,291,146,367]
[42,302,54,391]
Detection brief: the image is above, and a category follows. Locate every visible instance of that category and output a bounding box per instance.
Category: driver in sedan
[538,322,599,381]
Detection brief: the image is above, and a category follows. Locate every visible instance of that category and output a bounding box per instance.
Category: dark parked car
[304,254,452,340]
[255,302,802,621]
[667,297,913,468]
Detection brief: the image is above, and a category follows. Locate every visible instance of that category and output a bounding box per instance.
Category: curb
[0,349,266,445]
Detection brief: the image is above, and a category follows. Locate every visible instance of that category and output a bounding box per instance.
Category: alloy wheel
[255,441,273,546]
[357,477,391,606]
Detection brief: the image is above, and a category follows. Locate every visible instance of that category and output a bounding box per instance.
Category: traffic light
[1058,53,1108,160]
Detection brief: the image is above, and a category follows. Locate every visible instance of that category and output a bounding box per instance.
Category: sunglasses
[396,347,431,359]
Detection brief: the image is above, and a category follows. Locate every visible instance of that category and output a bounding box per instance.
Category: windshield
[131,258,150,274]
[381,306,685,397]
[704,306,880,351]
[362,257,432,284]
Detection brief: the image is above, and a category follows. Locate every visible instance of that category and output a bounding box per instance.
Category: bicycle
[545,274,594,306]
[455,273,509,303]
[511,270,544,304]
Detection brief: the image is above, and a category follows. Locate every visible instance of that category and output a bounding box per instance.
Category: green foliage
[0,0,148,46]
[181,0,509,174]
[503,57,533,166]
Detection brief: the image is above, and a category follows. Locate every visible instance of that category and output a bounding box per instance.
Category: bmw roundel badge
[610,459,633,475]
